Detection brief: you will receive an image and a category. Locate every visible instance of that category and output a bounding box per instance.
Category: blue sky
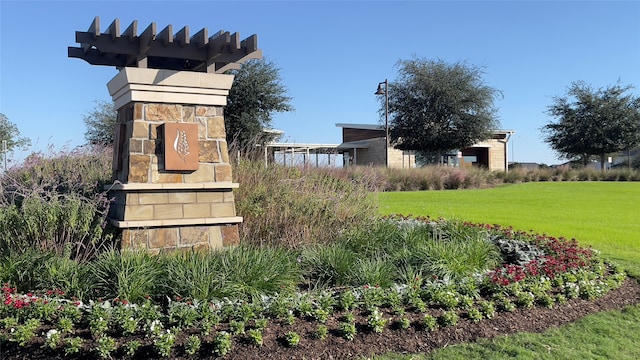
[1,1,639,165]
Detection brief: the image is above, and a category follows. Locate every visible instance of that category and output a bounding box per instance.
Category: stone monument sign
[69,17,260,252]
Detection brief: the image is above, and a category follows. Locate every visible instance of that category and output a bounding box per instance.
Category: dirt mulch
[3,278,640,359]
[230,278,640,360]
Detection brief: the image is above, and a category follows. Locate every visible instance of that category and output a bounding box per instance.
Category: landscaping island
[2,153,640,359]
[2,278,639,359]
[2,217,638,359]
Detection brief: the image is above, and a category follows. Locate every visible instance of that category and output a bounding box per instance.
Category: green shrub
[340,218,402,257]
[300,242,359,288]
[421,314,438,331]
[338,289,358,311]
[352,256,396,288]
[10,318,41,346]
[479,300,496,319]
[302,217,501,287]
[284,331,301,347]
[64,337,84,355]
[212,331,232,356]
[438,310,459,327]
[339,321,357,341]
[432,289,460,309]
[314,324,329,340]
[94,335,117,359]
[0,248,90,295]
[267,293,294,318]
[411,221,501,281]
[229,320,245,335]
[39,253,90,299]
[367,308,388,333]
[167,301,199,328]
[89,248,163,302]
[184,335,201,355]
[398,316,411,329]
[160,250,222,301]
[466,307,483,323]
[247,328,263,346]
[153,329,176,357]
[208,245,302,300]
[0,249,49,292]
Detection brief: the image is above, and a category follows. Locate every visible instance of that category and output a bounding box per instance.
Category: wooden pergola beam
[68,17,261,73]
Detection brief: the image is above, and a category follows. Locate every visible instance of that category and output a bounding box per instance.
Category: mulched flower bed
[3,278,639,360]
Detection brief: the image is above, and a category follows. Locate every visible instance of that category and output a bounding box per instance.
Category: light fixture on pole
[375,79,389,167]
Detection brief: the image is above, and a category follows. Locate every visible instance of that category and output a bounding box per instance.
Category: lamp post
[375,79,389,168]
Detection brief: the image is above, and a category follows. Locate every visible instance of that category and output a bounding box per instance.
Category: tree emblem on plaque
[174,129,191,163]
[164,123,199,171]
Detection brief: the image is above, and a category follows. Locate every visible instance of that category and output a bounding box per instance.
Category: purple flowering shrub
[0,145,115,262]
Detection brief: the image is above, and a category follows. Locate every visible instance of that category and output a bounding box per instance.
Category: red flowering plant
[2,283,71,322]
[487,264,527,287]
[386,216,607,295]
[533,236,594,275]
[478,224,601,290]
[2,284,38,321]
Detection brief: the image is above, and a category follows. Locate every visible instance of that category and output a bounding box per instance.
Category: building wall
[470,138,508,171]
[345,137,415,168]
[343,128,385,142]
[388,148,416,168]
[351,137,386,166]
[341,127,509,171]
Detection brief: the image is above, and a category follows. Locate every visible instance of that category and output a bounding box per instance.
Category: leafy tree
[542,81,640,170]
[386,58,500,161]
[83,100,117,146]
[224,58,293,149]
[0,113,31,153]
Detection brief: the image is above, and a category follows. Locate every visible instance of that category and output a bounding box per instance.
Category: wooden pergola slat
[175,26,189,47]
[106,19,120,40]
[158,25,173,47]
[81,17,99,53]
[123,20,138,41]
[69,17,262,73]
[192,28,208,49]
[139,22,156,55]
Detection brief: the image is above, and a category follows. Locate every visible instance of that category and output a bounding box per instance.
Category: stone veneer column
[105,68,242,253]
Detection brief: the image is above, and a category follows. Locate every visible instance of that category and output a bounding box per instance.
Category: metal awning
[264,142,340,153]
[336,140,372,150]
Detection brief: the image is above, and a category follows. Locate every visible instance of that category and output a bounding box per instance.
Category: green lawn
[377,304,640,360]
[376,181,640,359]
[377,182,640,275]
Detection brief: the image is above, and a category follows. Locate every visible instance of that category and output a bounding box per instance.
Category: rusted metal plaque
[163,122,199,171]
